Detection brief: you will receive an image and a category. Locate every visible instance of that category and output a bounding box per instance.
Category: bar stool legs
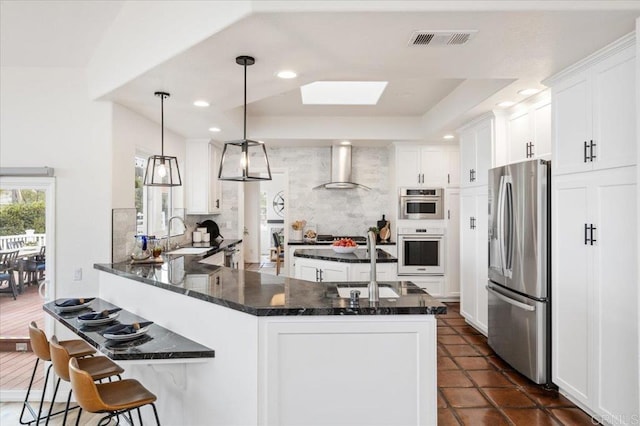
[19,358,52,425]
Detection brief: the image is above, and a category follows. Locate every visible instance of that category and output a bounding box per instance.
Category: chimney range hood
[313,145,370,190]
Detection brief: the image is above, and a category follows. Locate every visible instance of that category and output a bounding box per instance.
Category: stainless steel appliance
[487,159,551,385]
[397,226,445,275]
[399,188,444,220]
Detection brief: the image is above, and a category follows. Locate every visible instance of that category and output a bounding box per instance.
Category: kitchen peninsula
[93,254,445,426]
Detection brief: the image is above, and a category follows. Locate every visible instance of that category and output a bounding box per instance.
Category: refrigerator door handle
[504,177,514,274]
[496,176,505,273]
[487,285,535,312]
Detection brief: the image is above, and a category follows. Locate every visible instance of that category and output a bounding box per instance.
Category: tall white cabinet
[457,114,495,334]
[547,34,638,423]
[185,140,223,215]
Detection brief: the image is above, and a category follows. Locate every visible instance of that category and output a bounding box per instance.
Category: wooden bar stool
[46,336,124,425]
[69,357,160,426]
[20,322,96,425]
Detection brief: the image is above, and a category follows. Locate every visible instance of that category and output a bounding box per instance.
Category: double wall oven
[397,227,445,275]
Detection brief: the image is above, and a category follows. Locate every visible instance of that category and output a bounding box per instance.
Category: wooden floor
[0,282,45,338]
[1,284,45,391]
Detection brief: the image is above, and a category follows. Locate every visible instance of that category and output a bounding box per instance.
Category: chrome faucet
[367,230,379,303]
[166,216,186,251]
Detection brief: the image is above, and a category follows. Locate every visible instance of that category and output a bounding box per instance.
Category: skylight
[300,81,388,105]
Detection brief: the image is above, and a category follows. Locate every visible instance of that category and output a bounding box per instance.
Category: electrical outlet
[16,342,27,352]
[73,268,82,281]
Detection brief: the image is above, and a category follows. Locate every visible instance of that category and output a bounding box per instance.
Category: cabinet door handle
[470,169,476,182]
[470,217,475,229]
[448,209,451,220]
[589,224,596,245]
[584,141,589,162]
[589,140,596,161]
[447,173,450,184]
[319,269,324,282]
[584,223,589,245]
[530,142,535,157]
[422,173,424,184]
[216,199,220,209]
[315,268,319,282]
[418,174,421,184]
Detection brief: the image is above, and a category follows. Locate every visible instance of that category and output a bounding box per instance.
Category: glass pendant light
[218,56,272,181]
[144,91,182,186]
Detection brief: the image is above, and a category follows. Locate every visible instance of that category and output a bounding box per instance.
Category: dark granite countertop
[287,240,396,246]
[293,248,397,264]
[95,256,445,316]
[44,298,215,360]
[185,238,242,257]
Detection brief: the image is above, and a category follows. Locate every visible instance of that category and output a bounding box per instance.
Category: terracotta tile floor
[437,303,597,425]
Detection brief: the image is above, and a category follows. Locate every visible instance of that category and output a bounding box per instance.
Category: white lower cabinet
[459,186,488,334]
[408,276,445,298]
[349,263,397,282]
[295,258,350,282]
[294,257,397,283]
[553,167,638,421]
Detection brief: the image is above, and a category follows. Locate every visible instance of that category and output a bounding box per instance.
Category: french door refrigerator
[487,159,551,386]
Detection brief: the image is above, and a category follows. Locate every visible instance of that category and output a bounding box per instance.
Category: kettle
[131,235,150,260]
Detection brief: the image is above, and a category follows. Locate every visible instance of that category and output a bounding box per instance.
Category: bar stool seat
[69,358,160,425]
[97,379,158,411]
[20,322,96,425]
[47,336,123,425]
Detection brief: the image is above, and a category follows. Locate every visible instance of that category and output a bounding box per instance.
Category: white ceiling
[1,2,638,145]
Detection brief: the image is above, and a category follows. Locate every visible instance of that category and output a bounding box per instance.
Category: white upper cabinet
[459,115,494,188]
[396,145,459,188]
[550,38,635,175]
[506,95,551,163]
[185,140,222,215]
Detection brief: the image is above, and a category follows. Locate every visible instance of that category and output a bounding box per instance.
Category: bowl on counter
[331,246,357,254]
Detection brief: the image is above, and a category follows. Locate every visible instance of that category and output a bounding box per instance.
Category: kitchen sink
[166,247,212,255]
[336,286,399,299]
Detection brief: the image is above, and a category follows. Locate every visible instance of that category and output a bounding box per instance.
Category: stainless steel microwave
[399,188,444,220]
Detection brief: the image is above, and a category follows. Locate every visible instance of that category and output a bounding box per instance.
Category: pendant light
[218,56,272,181]
[144,91,182,186]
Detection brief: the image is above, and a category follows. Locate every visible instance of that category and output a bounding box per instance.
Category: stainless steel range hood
[313,145,370,190]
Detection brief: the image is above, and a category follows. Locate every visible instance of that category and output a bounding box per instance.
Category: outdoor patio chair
[7,240,25,250]
[0,250,19,299]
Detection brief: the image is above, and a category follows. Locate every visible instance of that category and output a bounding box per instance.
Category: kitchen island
[93,255,445,426]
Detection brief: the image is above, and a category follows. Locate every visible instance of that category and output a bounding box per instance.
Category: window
[135,154,182,237]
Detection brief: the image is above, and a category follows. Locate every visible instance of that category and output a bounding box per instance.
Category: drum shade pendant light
[144,91,182,186]
[218,56,272,181]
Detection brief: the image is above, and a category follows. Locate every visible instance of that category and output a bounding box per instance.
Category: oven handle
[398,234,444,239]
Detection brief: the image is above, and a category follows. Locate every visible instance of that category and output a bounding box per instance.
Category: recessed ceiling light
[208,127,221,132]
[443,134,455,140]
[277,70,297,79]
[194,100,210,107]
[497,101,516,108]
[339,141,352,145]
[518,88,540,96]
[301,81,388,105]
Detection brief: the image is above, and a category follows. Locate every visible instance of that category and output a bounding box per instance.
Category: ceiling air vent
[409,30,477,46]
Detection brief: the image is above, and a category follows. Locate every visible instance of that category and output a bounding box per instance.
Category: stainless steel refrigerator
[487,159,551,386]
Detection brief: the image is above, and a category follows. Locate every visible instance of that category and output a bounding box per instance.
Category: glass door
[0,177,54,400]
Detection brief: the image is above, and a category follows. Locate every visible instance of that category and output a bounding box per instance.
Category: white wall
[111,103,185,209]
[0,67,111,300]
